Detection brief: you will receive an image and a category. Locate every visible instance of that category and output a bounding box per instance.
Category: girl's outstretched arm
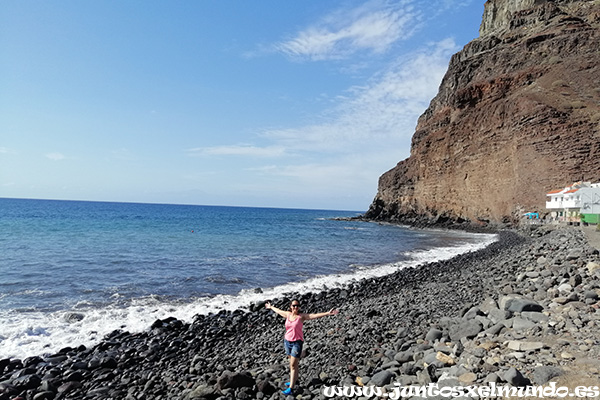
[304,308,339,321]
[265,302,290,318]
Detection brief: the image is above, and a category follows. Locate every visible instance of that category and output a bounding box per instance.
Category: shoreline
[1,226,599,399]
[0,225,494,362]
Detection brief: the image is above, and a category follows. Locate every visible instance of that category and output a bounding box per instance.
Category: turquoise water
[0,198,495,359]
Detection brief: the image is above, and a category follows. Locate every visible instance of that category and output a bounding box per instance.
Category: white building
[546,182,600,222]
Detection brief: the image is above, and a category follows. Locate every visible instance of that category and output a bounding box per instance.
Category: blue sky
[1,0,484,211]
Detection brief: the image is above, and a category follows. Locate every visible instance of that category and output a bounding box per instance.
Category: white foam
[0,232,496,360]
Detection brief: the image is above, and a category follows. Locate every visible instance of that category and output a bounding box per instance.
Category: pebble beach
[1,225,599,400]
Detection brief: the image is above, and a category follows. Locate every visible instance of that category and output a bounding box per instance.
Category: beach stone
[521,311,549,323]
[532,366,563,385]
[584,291,599,300]
[458,372,477,384]
[507,341,545,351]
[11,374,41,391]
[486,322,505,335]
[99,356,118,369]
[186,384,217,399]
[537,256,548,265]
[394,350,413,364]
[33,392,55,400]
[503,368,530,387]
[500,296,543,312]
[425,328,443,342]
[256,380,276,395]
[436,352,455,366]
[485,372,501,383]
[569,274,582,287]
[587,262,600,274]
[560,352,575,360]
[566,249,582,260]
[370,370,393,386]
[479,298,499,314]
[512,318,536,331]
[217,371,255,389]
[449,320,483,341]
[558,283,573,294]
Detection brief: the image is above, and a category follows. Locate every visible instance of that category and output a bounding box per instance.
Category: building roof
[547,189,564,195]
[564,188,579,194]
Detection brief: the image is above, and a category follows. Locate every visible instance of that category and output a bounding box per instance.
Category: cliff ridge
[365,0,600,227]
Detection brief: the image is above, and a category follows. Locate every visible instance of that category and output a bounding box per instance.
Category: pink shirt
[284,314,304,342]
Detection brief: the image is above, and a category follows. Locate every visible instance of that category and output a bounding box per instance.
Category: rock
[216,371,255,390]
[425,328,443,342]
[500,296,543,313]
[458,372,477,384]
[32,392,55,400]
[503,368,530,387]
[584,291,599,300]
[558,283,573,294]
[394,350,413,364]
[587,262,600,275]
[99,356,118,369]
[511,318,536,331]
[363,0,600,226]
[370,370,394,386]
[521,311,549,323]
[532,366,563,385]
[186,384,219,400]
[566,250,583,260]
[507,341,545,351]
[449,320,483,341]
[560,352,575,360]
[436,352,455,366]
[256,380,276,395]
[11,374,41,391]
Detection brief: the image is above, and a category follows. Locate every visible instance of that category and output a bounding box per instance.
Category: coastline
[1,226,599,399]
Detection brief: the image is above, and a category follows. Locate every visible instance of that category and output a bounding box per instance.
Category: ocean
[0,198,496,359]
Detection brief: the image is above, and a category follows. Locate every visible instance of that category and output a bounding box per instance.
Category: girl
[265,300,339,395]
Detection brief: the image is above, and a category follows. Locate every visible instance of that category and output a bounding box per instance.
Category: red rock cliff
[365,0,600,227]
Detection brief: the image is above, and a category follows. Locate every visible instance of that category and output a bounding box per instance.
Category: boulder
[500,296,543,312]
[449,320,483,341]
[503,368,530,387]
[216,371,255,390]
[532,366,563,385]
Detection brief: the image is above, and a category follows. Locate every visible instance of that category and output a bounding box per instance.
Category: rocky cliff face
[365,0,600,227]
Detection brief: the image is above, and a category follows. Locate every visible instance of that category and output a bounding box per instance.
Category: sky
[1,0,485,211]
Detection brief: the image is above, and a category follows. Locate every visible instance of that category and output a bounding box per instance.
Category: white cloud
[263,39,458,153]
[45,152,66,161]
[186,145,286,158]
[274,0,421,61]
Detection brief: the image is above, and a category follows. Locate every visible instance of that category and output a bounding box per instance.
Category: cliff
[365,0,600,227]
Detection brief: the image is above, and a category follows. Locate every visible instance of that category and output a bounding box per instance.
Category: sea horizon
[0,196,365,214]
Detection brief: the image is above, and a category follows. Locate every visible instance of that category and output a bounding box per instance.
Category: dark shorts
[284,339,303,358]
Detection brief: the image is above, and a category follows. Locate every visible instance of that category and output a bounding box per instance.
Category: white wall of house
[579,187,600,214]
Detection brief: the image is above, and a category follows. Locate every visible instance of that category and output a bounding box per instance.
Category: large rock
[504,368,531,387]
[532,366,564,385]
[216,371,255,390]
[500,295,543,313]
[449,320,483,341]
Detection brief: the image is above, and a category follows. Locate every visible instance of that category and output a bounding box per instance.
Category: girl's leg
[289,355,299,388]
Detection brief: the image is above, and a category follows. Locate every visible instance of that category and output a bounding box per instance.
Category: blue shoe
[282,387,293,395]
[285,382,290,387]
